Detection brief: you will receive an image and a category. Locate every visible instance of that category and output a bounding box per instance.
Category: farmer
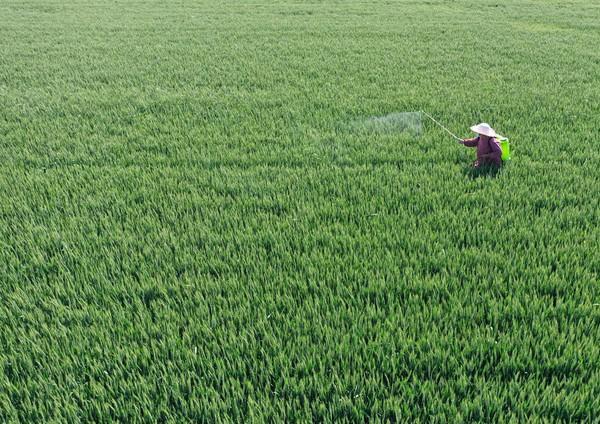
[461,123,503,168]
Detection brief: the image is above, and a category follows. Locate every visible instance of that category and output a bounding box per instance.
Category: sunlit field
[1,0,599,420]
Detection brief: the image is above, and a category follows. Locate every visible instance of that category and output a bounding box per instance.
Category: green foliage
[1,0,599,421]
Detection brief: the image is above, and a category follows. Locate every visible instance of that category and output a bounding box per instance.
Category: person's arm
[461,136,479,147]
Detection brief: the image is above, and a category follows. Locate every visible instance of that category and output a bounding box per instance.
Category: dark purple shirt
[463,136,502,166]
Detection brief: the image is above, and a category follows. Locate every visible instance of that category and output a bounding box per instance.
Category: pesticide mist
[354,112,423,136]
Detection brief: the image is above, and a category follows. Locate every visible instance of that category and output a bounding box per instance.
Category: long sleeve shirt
[463,136,502,166]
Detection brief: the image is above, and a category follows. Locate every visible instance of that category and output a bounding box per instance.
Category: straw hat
[470,123,499,138]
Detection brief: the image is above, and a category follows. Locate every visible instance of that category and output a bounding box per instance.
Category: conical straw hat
[470,123,500,138]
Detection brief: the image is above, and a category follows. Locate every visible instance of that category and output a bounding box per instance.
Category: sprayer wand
[421,111,463,142]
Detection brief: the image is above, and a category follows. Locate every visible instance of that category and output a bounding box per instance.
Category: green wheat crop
[1,0,599,421]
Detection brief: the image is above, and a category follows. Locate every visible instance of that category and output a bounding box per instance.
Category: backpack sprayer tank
[499,137,511,161]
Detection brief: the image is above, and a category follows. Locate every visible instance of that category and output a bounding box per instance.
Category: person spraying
[417,112,511,166]
[460,123,503,168]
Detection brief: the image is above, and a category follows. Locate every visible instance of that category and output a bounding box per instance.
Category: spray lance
[420,111,463,142]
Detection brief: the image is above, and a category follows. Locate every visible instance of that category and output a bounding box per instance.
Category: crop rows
[1,0,599,421]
